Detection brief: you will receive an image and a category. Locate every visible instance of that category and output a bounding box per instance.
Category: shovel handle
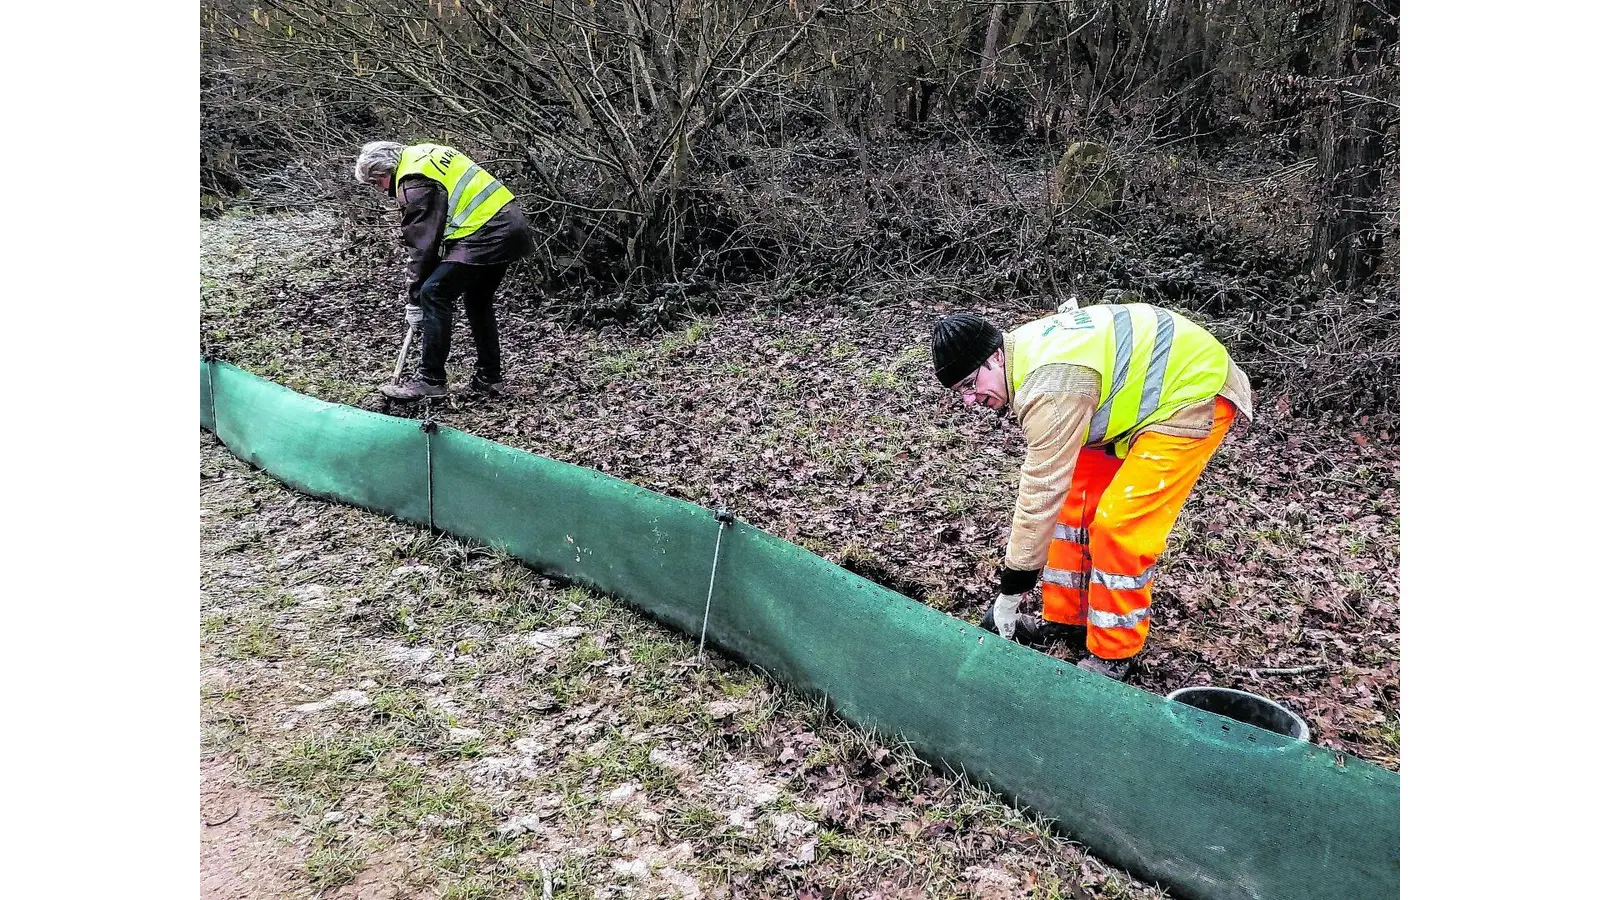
[392,323,416,381]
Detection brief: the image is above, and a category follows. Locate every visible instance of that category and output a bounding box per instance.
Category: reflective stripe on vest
[1088,306,1135,444]
[1089,606,1151,629]
[1136,308,1176,424]
[394,144,514,241]
[446,163,484,222]
[452,172,508,229]
[1006,304,1231,457]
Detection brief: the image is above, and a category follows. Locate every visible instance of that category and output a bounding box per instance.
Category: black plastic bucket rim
[1166,686,1311,742]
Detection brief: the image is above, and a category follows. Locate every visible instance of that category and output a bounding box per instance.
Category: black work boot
[978,603,1000,635]
[1076,654,1136,681]
[461,372,505,396]
[1013,616,1088,650]
[380,377,447,401]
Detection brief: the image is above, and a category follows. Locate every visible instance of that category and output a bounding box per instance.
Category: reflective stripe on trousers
[1040,447,1120,631]
[1088,602,1151,630]
[1038,398,1237,659]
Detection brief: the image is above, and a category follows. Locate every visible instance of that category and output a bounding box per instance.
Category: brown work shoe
[380,377,447,401]
[1076,655,1135,681]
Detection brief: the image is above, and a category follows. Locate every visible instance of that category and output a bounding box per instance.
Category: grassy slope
[201,210,1397,771]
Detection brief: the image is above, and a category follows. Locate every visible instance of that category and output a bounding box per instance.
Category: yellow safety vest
[1007,303,1231,457]
[394,144,514,241]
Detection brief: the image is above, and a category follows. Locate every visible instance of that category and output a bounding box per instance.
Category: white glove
[991,592,1025,640]
[405,304,425,326]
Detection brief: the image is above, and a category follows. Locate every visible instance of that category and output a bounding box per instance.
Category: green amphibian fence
[200,358,1399,900]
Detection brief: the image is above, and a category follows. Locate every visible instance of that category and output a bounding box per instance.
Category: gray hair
[353,141,404,184]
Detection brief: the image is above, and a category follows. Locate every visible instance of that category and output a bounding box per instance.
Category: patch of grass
[547,855,606,899]
[381,767,489,833]
[660,318,713,353]
[713,671,762,699]
[802,743,840,769]
[260,731,397,799]
[568,587,620,625]
[600,740,682,795]
[201,683,243,704]
[622,628,691,668]
[594,347,648,379]
[387,529,447,563]
[864,346,932,394]
[863,369,905,391]
[372,688,432,725]
[1376,717,1400,753]
[814,826,865,859]
[428,535,499,571]
[303,840,367,890]
[939,493,975,516]
[577,629,616,661]
[200,281,252,322]
[664,801,723,840]
[380,602,419,636]
[795,536,833,557]
[1097,872,1142,899]
[226,618,285,660]
[545,670,596,709]
[1338,571,1369,599]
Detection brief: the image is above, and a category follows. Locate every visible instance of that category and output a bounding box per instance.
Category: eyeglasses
[952,371,979,395]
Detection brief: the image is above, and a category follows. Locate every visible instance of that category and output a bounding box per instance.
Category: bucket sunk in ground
[1167,686,1312,742]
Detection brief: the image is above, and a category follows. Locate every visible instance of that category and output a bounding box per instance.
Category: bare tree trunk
[979,2,1006,87]
[1002,1,1041,68]
[1311,0,1398,287]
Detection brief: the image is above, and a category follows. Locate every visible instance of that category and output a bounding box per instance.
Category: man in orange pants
[931,303,1252,680]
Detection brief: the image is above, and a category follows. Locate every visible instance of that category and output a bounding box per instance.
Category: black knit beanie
[932,312,1004,388]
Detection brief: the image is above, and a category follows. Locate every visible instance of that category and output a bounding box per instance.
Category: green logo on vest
[1041,310,1094,336]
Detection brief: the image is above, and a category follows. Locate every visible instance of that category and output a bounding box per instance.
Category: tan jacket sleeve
[1004,364,1097,572]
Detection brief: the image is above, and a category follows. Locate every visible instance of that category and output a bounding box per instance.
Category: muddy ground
[201,434,1170,898]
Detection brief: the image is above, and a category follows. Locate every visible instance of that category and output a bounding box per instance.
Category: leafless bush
[201,0,1399,417]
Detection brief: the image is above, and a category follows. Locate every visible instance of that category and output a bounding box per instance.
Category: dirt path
[200,751,311,899]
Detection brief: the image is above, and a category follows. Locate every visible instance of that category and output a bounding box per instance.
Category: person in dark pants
[354,141,533,400]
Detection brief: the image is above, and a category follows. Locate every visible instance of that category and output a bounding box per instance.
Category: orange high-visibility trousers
[1040,398,1237,660]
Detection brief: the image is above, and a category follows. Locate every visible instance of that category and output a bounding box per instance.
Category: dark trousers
[415,262,508,385]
